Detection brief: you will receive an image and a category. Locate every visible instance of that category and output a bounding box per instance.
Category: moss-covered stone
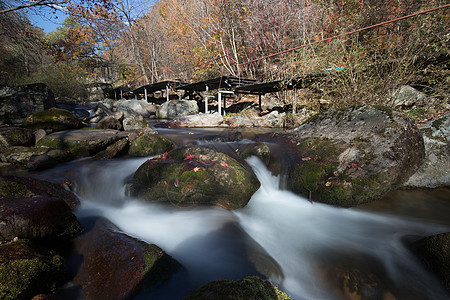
[22,108,82,132]
[128,134,175,157]
[0,181,28,198]
[236,142,271,165]
[36,129,127,157]
[281,104,425,207]
[130,146,260,209]
[0,127,34,151]
[183,276,292,300]
[0,240,65,300]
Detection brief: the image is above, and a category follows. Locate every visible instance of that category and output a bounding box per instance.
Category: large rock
[173,113,223,127]
[22,108,82,133]
[409,232,450,290]
[156,100,199,119]
[36,129,129,157]
[280,104,424,207]
[129,146,260,209]
[1,176,80,209]
[183,276,292,300]
[0,83,56,125]
[0,195,81,242]
[72,218,181,300]
[0,126,34,151]
[97,115,123,130]
[128,134,175,157]
[114,100,157,118]
[404,113,450,188]
[123,114,156,133]
[0,240,65,300]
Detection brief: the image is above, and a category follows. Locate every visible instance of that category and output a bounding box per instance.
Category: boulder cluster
[0,83,449,299]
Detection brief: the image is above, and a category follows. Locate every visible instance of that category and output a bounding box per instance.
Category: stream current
[34,128,450,300]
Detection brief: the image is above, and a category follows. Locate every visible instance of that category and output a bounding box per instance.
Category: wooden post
[120,90,123,100]
[144,87,148,102]
[259,94,262,109]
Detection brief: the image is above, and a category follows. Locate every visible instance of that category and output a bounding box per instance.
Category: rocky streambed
[0,101,449,299]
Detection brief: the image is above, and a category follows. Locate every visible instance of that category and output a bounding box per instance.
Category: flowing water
[34,128,450,300]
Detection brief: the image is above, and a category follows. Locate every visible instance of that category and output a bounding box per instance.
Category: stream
[34,128,450,300]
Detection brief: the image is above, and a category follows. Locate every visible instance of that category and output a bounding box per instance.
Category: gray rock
[156,100,198,119]
[123,115,156,133]
[22,107,82,133]
[0,83,56,125]
[114,100,157,118]
[390,85,427,108]
[404,113,450,188]
[173,113,223,127]
[36,129,130,157]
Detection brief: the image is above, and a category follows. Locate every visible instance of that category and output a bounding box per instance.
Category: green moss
[0,241,65,300]
[0,181,28,198]
[183,276,292,300]
[129,135,174,157]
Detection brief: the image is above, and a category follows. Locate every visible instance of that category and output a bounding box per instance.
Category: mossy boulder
[128,134,175,157]
[1,176,80,209]
[36,129,129,157]
[72,217,181,300]
[22,108,82,133]
[280,104,424,207]
[0,126,34,151]
[0,240,65,300]
[0,195,82,242]
[129,146,260,209]
[183,276,292,300]
[409,232,450,290]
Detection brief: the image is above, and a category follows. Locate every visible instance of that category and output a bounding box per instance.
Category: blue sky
[28,7,67,33]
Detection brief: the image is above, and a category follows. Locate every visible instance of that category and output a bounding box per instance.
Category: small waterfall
[47,154,449,299]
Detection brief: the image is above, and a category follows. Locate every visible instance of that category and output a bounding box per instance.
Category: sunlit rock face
[404,112,450,189]
[277,104,425,207]
[129,146,260,209]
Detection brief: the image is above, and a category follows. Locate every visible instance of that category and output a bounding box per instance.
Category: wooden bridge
[110,51,449,115]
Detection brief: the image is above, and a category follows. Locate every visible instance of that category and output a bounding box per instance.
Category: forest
[0,0,448,116]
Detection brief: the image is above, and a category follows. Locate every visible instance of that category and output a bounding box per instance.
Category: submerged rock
[280,104,424,207]
[129,146,260,209]
[72,217,181,300]
[183,276,292,300]
[22,108,82,133]
[0,240,65,299]
[404,112,450,188]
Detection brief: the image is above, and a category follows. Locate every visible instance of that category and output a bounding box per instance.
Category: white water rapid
[61,156,449,299]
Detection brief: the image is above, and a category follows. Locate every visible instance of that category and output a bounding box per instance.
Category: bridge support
[166,84,169,102]
[144,88,148,102]
[218,90,234,115]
